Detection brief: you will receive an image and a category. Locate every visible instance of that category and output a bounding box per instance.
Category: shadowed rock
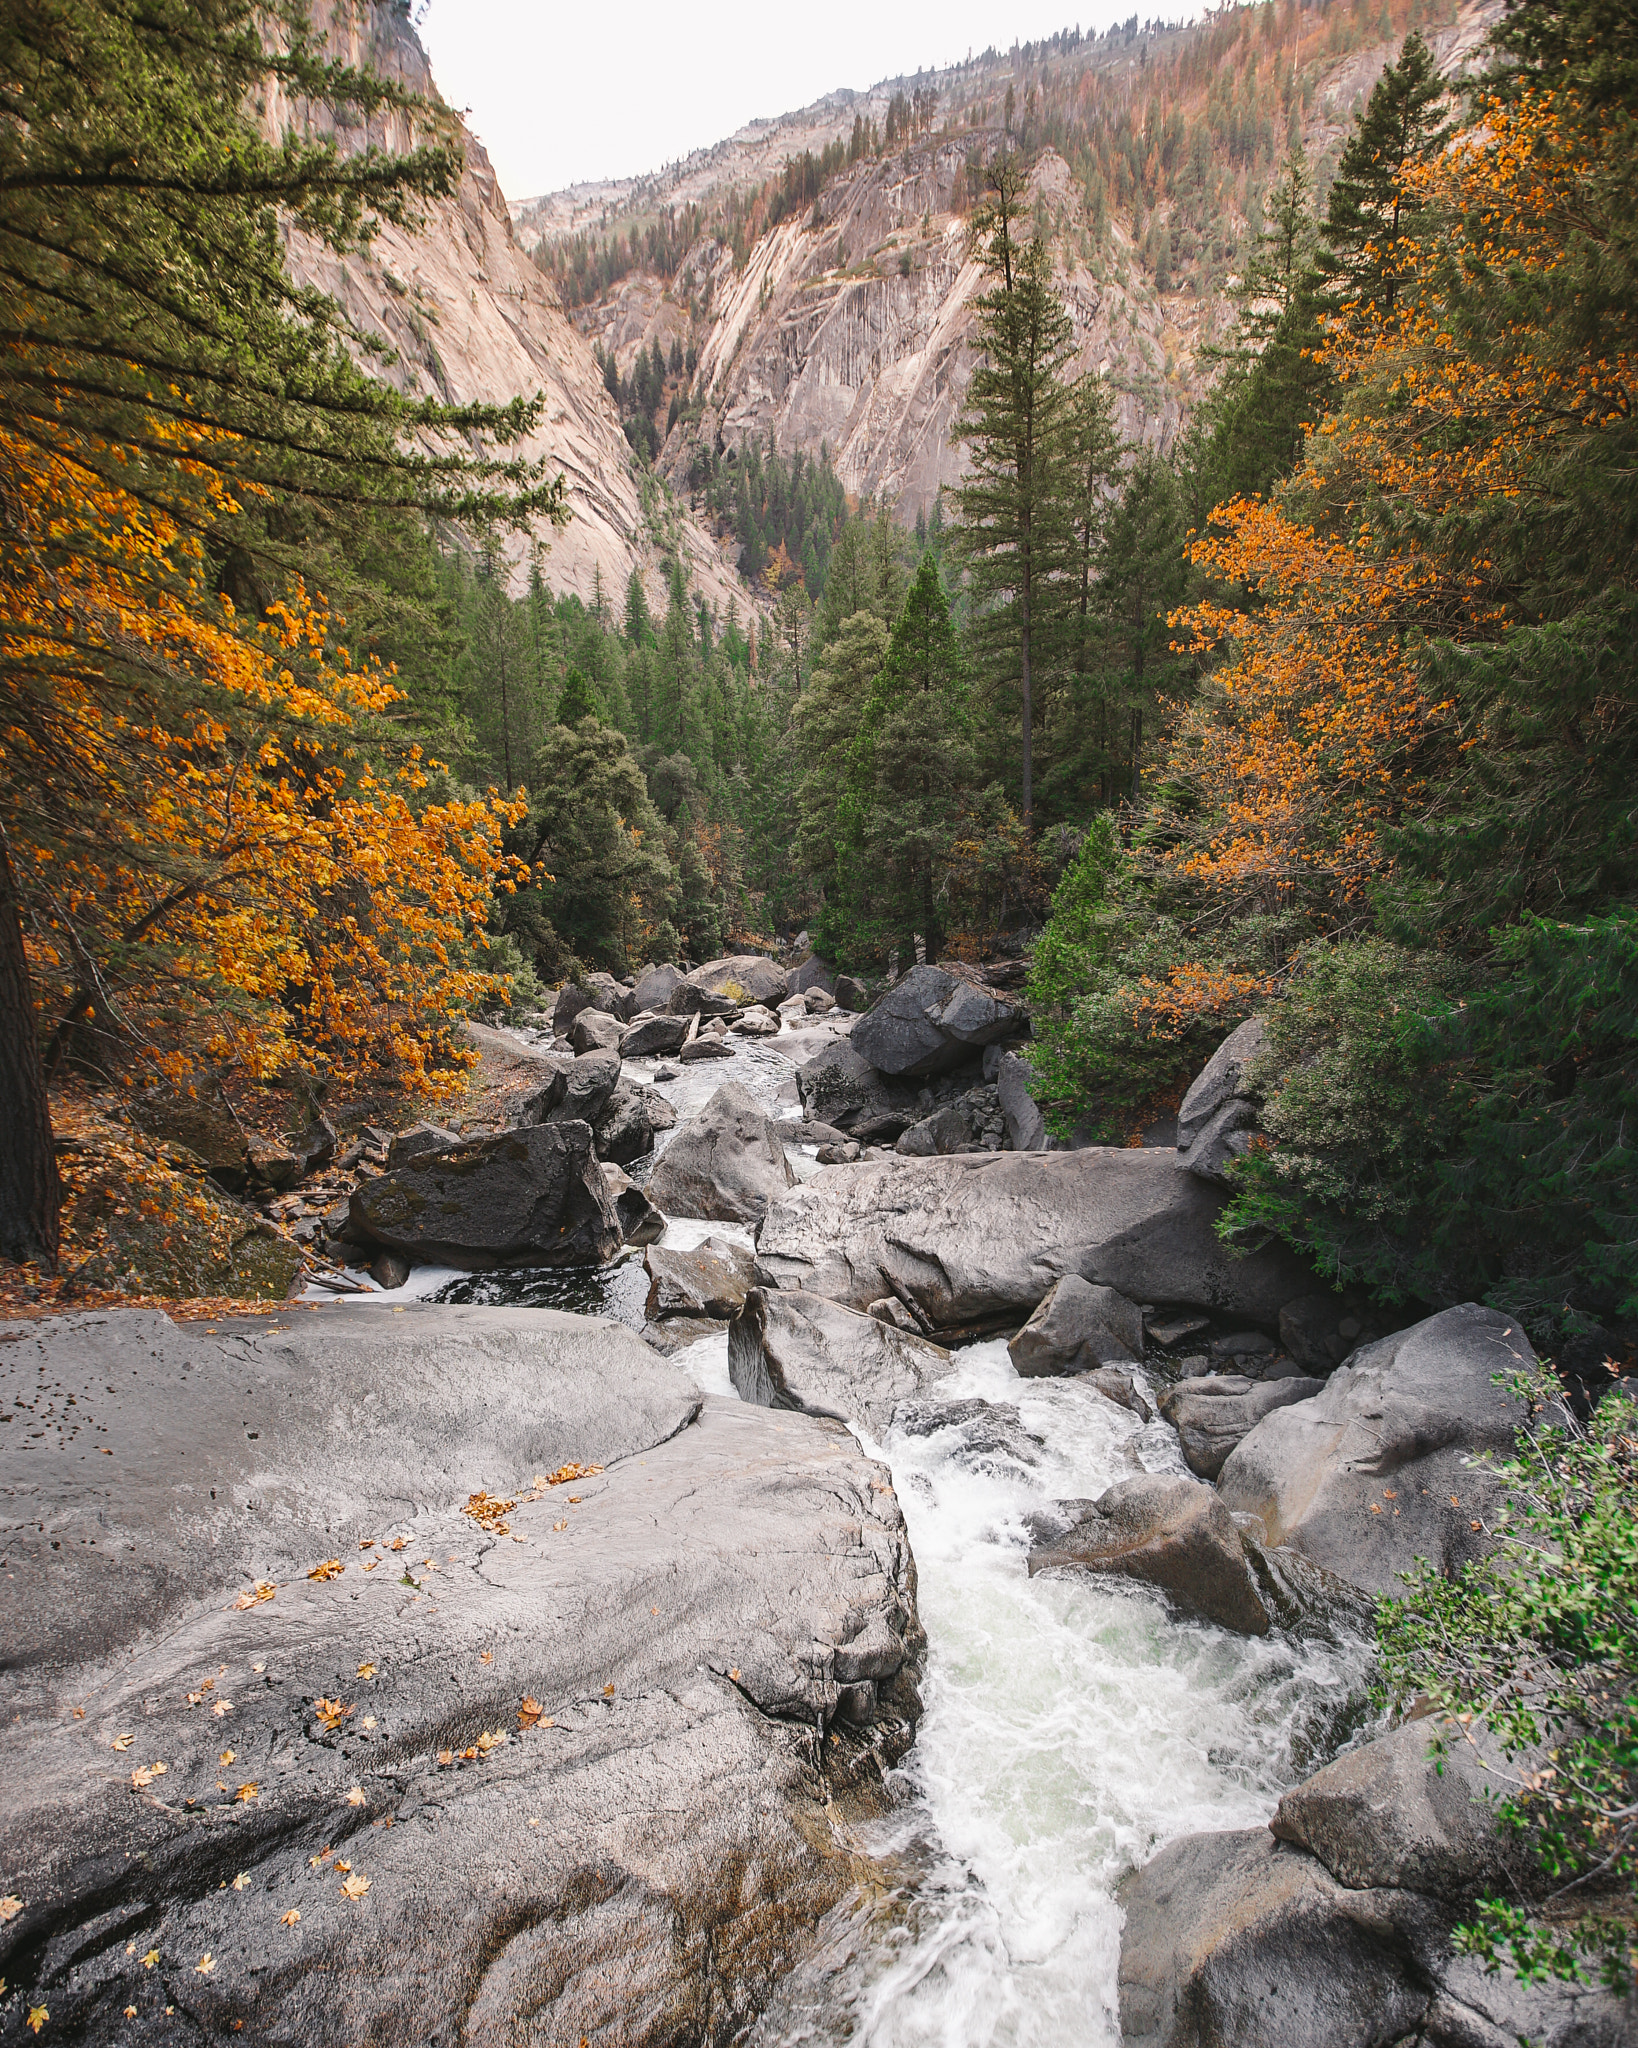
[647,1083,797,1222]
[851,964,1024,1078]
[1159,1373,1324,1481]
[730,1287,954,1438]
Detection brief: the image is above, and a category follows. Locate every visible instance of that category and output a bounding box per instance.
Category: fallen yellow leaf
[436,1749,454,1766]
[307,1559,343,1583]
[358,1539,374,1551]
[603,1684,615,1697]
[110,1734,133,1752]
[281,1909,300,1927]
[232,1581,276,1611]
[356,1662,376,1681]
[479,1651,493,1666]
[212,1699,233,1717]
[124,2008,136,2020]
[388,1537,407,1551]
[26,2006,46,2035]
[361,1715,377,1730]
[339,1872,370,1901]
[347,1786,365,1807]
[517,1697,543,1729]
[313,1697,353,1732]
[0,1897,22,1924]
[362,1559,379,1572]
[194,1953,215,1975]
[219,1749,236,1765]
[462,1490,514,1535]
[232,1873,250,1891]
[474,1730,508,1754]
[235,1782,258,1803]
[142,1950,159,1969]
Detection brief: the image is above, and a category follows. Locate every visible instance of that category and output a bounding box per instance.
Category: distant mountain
[513,0,1499,555]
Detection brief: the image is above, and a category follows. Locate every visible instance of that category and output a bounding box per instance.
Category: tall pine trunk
[0,831,59,1267]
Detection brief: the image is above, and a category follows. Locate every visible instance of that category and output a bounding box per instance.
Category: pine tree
[953,158,1077,828]
[1317,32,1450,322]
[1096,453,1187,802]
[859,559,972,965]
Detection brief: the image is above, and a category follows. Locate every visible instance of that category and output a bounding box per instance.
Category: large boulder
[646,1082,798,1223]
[850,964,1024,1078]
[833,974,868,1013]
[549,979,620,1035]
[684,953,788,1007]
[795,1041,906,1138]
[538,1047,623,1131]
[592,1079,676,1165]
[1270,1718,1517,1900]
[568,1006,626,1055]
[894,1102,977,1156]
[1028,1475,1273,1635]
[602,1162,665,1246]
[621,1012,692,1060]
[0,1308,923,2043]
[1175,1016,1268,1186]
[787,955,836,997]
[645,1237,757,1321]
[386,1119,460,1169]
[349,1120,620,1268]
[630,960,686,1015]
[1217,1304,1533,1595]
[1008,1275,1145,1376]
[752,1150,1315,1333]
[729,1287,954,1438]
[1159,1373,1326,1481]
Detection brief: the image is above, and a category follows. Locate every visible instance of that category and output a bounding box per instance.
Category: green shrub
[1377,1369,1637,1995]
[1226,915,1638,1338]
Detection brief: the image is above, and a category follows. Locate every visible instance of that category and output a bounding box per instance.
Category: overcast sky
[420,1,1158,202]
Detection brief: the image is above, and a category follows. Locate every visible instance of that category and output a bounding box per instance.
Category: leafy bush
[1378,1369,1637,1994]
[1226,916,1638,1338]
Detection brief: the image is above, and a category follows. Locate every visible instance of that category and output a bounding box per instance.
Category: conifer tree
[953,157,1077,828]
[1317,32,1450,321]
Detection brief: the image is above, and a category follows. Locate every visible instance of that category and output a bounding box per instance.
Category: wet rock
[1180,1095,1260,1184]
[349,1120,620,1268]
[568,1006,626,1055]
[1,1307,923,2045]
[602,1162,664,1246]
[621,1012,692,1059]
[833,974,868,1012]
[732,1004,781,1036]
[1270,1718,1518,1900]
[645,1237,757,1320]
[994,1050,1047,1152]
[387,1119,460,1168]
[539,1048,623,1133]
[1217,1304,1534,1595]
[851,963,1025,1078]
[549,980,596,1033]
[1076,1366,1155,1421]
[1008,1276,1145,1376]
[678,1032,735,1062]
[753,1150,1315,1333]
[592,1079,676,1166]
[1159,1374,1325,1481]
[647,1082,798,1223]
[729,1287,954,1437]
[795,1041,896,1133]
[630,960,686,1014]
[1029,1475,1272,1635]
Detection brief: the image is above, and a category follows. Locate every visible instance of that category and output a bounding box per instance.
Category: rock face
[538,1046,623,1130]
[1217,1305,1534,1594]
[601,1162,665,1246]
[592,1077,676,1164]
[621,1012,692,1059]
[1175,1016,1267,1185]
[1028,1476,1273,1636]
[796,1041,910,1139]
[753,1150,1315,1332]
[1,1307,923,2044]
[684,953,787,1007]
[1158,1373,1326,1481]
[568,1006,626,1055]
[787,955,836,996]
[349,1121,620,1267]
[646,1081,798,1222]
[833,974,868,1012]
[851,964,1024,1078]
[730,1287,954,1439]
[629,961,686,1015]
[1007,1276,1145,1376]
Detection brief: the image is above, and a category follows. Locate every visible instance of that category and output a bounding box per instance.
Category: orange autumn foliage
[0,422,523,1101]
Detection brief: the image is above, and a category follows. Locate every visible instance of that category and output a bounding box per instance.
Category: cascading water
[327,1026,1378,2037]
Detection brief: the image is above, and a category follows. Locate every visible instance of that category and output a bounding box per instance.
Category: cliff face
[530,1,1500,531]
[267,2,745,612]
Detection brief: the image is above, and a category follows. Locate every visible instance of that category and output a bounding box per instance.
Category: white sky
[419,1,1156,202]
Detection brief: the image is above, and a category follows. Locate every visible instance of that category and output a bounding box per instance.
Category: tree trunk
[0,832,60,1267]
[1020,580,1033,827]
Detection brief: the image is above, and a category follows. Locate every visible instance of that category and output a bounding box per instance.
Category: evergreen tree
[673,803,722,961]
[1096,453,1188,801]
[859,559,972,965]
[953,158,1077,827]
[794,613,892,964]
[624,570,653,646]
[1317,32,1450,322]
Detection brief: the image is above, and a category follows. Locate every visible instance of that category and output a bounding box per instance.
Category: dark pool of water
[431,1251,651,1330]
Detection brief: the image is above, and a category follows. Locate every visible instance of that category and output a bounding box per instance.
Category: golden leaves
[211,1698,233,1717]
[231,1873,250,1891]
[111,1734,133,1752]
[26,2006,46,2035]
[235,1783,259,1803]
[194,1954,215,1975]
[346,1786,366,1807]
[281,1909,300,1928]
[461,1491,514,1536]
[474,1730,508,1755]
[0,1897,23,1923]
[516,1697,544,1729]
[339,1872,370,1902]
[129,1762,168,1790]
[142,1950,159,1970]
[232,1581,276,1611]
[478,1650,493,1666]
[308,1559,344,1583]
[388,1537,407,1552]
[356,1662,377,1682]
[313,1698,352,1732]
[220,1748,236,1765]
